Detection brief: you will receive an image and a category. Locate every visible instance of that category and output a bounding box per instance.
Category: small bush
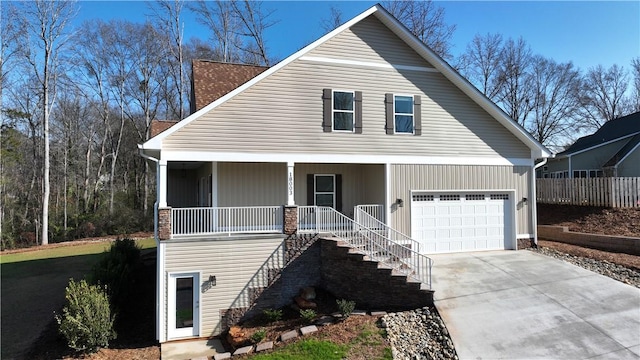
[336,299,356,318]
[90,238,141,310]
[262,308,283,323]
[251,328,267,343]
[55,279,116,353]
[299,309,317,324]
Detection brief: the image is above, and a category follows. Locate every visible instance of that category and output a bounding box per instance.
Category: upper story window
[385,93,421,135]
[333,91,354,131]
[323,89,362,133]
[394,95,414,134]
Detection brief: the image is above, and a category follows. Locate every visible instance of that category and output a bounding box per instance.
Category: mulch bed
[537,204,640,238]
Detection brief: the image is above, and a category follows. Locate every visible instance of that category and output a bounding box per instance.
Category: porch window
[307,173,343,211]
[314,175,335,207]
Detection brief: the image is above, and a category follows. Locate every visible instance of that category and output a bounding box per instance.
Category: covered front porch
[156,161,388,239]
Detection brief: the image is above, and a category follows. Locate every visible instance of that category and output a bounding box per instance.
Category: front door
[168,272,200,339]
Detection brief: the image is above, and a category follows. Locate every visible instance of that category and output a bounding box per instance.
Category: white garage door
[411,192,514,254]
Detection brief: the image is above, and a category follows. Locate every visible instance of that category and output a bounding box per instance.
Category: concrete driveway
[431,250,640,359]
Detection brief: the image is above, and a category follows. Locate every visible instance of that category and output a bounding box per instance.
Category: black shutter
[354,91,363,134]
[414,95,422,136]
[307,174,315,205]
[335,174,343,212]
[385,93,394,134]
[322,89,332,132]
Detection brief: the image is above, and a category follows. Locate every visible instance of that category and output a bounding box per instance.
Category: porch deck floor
[161,338,225,360]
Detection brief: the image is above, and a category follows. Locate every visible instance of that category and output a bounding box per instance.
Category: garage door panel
[411,192,513,254]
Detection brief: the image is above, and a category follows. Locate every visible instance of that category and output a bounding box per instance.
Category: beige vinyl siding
[389,164,532,236]
[294,164,385,217]
[308,15,432,68]
[163,19,530,160]
[164,236,284,338]
[218,162,287,206]
[618,147,640,177]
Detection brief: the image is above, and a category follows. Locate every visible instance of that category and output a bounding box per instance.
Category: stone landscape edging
[538,225,640,256]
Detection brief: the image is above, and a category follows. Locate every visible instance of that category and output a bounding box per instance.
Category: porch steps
[321,238,433,309]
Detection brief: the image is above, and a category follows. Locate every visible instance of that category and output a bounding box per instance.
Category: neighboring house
[139,5,550,343]
[540,112,640,178]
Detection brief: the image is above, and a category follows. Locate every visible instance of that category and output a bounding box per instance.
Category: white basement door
[411,192,514,254]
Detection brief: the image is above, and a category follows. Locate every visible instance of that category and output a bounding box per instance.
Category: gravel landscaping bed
[380,306,458,360]
[530,246,640,288]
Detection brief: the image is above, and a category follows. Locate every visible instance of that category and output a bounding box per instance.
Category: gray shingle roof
[557,112,640,156]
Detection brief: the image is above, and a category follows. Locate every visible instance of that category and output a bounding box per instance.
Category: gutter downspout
[531,158,549,248]
[138,144,163,342]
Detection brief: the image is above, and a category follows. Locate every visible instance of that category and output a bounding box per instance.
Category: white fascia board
[372,8,551,159]
[559,132,640,157]
[160,150,534,167]
[141,6,380,151]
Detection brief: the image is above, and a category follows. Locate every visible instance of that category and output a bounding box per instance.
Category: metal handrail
[354,206,421,253]
[303,206,432,289]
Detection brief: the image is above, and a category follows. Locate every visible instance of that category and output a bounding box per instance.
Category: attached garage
[410,191,516,254]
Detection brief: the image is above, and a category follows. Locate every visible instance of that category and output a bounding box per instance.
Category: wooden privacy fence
[536,177,640,208]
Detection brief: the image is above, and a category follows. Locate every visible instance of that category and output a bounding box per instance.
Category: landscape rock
[300,325,318,335]
[280,330,298,341]
[256,341,274,352]
[530,247,640,288]
[232,345,253,356]
[213,353,231,360]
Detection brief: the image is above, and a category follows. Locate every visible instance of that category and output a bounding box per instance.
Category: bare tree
[382,0,456,61]
[496,37,534,127]
[629,57,640,113]
[580,64,629,129]
[457,33,504,99]
[189,0,243,63]
[151,0,187,120]
[230,0,277,66]
[527,56,583,149]
[19,0,77,245]
[320,6,344,33]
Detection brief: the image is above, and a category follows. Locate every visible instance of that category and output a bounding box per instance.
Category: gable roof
[557,111,640,157]
[141,4,550,159]
[602,133,640,167]
[190,60,268,113]
[150,120,179,137]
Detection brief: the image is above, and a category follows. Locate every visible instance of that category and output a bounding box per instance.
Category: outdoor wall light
[522,197,528,203]
[396,198,404,207]
[209,275,217,286]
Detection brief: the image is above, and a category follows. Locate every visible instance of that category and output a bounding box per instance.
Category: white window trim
[314,174,336,208]
[393,94,415,135]
[332,90,355,133]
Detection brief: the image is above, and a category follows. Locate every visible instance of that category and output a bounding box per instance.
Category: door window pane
[316,194,334,207]
[315,176,334,192]
[175,277,194,328]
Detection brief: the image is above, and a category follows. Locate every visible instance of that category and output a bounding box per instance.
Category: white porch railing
[354,206,420,253]
[298,205,432,289]
[172,206,283,236]
[354,204,385,226]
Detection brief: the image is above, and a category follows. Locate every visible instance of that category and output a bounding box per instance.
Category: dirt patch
[537,204,640,238]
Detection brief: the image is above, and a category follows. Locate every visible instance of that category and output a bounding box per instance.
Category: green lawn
[0,238,155,359]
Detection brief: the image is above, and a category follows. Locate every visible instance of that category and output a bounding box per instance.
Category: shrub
[55,279,116,353]
[262,308,283,323]
[336,299,356,318]
[299,309,317,324]
[90,238,141,310]
[251,328,267,343]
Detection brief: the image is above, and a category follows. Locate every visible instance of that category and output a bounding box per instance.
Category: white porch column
[158,159,168,208]
[287,161,295,205]
[385,163,391,227]
[211,161,218,207]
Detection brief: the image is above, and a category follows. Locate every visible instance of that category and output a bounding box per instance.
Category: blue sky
[73,1,639,72]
